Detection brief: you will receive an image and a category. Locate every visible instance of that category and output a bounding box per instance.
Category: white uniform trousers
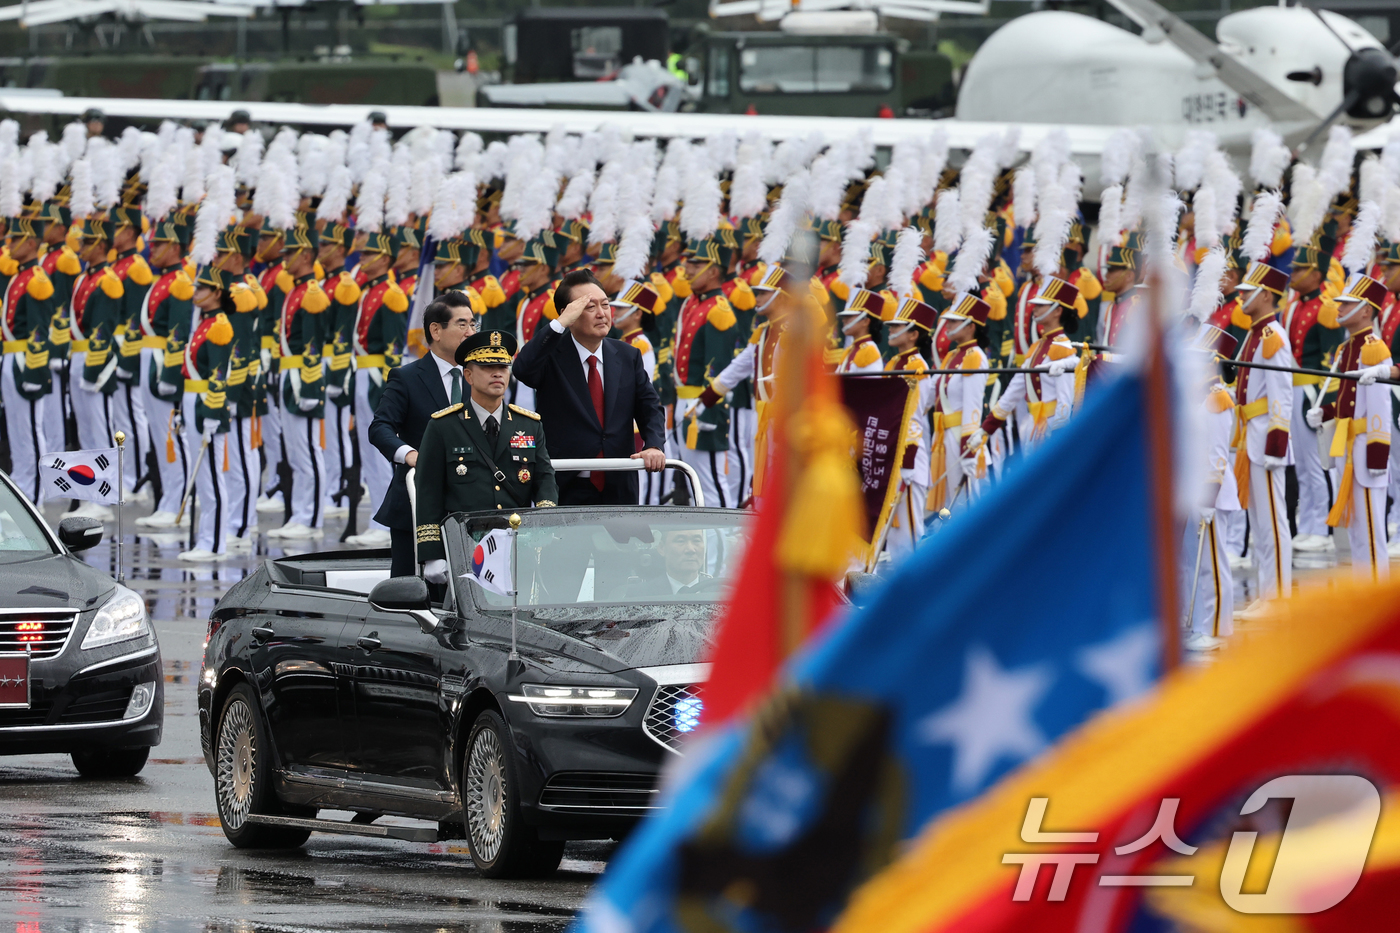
[729,406,757,507]
[884,482,928,560]
[260,391,285,498]
[1291,390,1334,538]
[1221,506,1247,559]
[639,410,677,505]
[1182,516,1233,638]
[1,354,55,503]
[111,377,150,495]
[140,347,189,515]
[353,370,389,532]
[183,394,227,554]
[1389,419,1400,544]
[940,427,984,513]
[225,412,257,539]
[672,402,733,509]
[325,399,354,507]
[280,374,325,529]
[1346,483,1389,581]
[1247,463,1292,601]
[69,354,116,452]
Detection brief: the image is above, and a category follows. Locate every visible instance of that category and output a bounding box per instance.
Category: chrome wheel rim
[216,699,256,830]
[465,727,506,863]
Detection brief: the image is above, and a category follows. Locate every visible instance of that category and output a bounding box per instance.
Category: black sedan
[199,506,749,877]
[0,472,163,776]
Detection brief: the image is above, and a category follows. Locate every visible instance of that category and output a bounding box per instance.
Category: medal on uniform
[455,464,467,476]
[518,468,530,483]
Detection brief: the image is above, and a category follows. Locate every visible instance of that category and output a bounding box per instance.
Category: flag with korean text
[38,449,119,505]
[577,363,1170,933]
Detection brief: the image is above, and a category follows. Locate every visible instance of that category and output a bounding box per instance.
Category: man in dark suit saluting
[513,269,667,504]
[369,293,476,576]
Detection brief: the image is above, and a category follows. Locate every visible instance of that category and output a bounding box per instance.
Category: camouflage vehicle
[0,55,209,99]
[193,60,440,106]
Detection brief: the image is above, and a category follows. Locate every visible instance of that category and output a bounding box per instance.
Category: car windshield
[0,480,54,557]
[444,508,751,610]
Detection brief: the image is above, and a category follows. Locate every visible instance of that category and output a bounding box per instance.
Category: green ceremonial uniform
[415,401,558,561]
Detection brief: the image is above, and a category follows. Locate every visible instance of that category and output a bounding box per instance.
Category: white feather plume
[889,226,925,300]
[182,140,206,204]
[411,155,441,216]
[1242,188,1283,263]
[87,138,119,209]
[1317,125,1355,201]
[1173,130,1215,191]
[916,127,949,209]
[0,156,19,219]
[190,164,234,267]
[1288,162,1328,247]
[1382,126,1400,184]
[958,132,1001,236]
[69,157,94,221]
[59,122,86,169]
[117,126,143,172]
[757,169,810,267]
[730,132,769,220]
[614,213,656,284]
[1032,168,1073,279]
[455,132,483,172]
[298,133,329,197]
[1360,156,1386,206]
[144,147,180,221]
[838,220,877,290]
[1384,183,1400,243]
[1249,128,1291,190]
[318,165,353,223]
[1187,247,1228,320]
[233,130,263,187]
[807,147,850,222]
[499,134,542,221]
[1099,184,1125,252]
[590,160,624,245]
[356,160,389,233]
[1012,166,1036,230]
[556,168,594,221]
[947,226,994,297]
[1342,198,1382,276]
[679,155,722,242]
[1099,128,1138,188]
[478,140,509,181]
[516,167,560,242]
[29,139,60,204]
[996,127,1022,169]
[933,188,961,256]
[385,159,412,228]
[1193,186,1219,250]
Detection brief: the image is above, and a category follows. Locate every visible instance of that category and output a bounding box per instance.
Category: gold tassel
[166,411,176,463]
[685,415,700,450]
[1232,445,1251,510]
[776,402,864,577]
[250,414,262,449]
[319,419,326,449]
[223,438,230,472]
[1327,418,1361,528]
[1073,353,1091,409]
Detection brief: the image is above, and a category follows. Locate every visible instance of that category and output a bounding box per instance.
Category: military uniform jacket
[653,262,688,406]
[517,281,558,346]
[225,294,259,416]
[1,259,58,400]
[70,262,125,393]
[321,269,362,407]
[837,334,883,374]
[355,272,409,411]
[185,311,233,434]
[1319,332,1392,489]
[41,244,81,361]
[672,287,738,452]
[620,327,656,382]
[280,273,330,419]
[110,250,153,384]
[1283,287,1344,404]
[933,341,988,460]
[986,327,1076,445]
[257,261,290,415]
[415,401,559,562]
[1234,313,1293,466]
[140,265,195,396]
[714,318,782,405]
[722,276,757,409]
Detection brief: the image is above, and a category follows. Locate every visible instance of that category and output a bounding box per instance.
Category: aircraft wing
[1101,0,1319,124]
[0,93,1123,153]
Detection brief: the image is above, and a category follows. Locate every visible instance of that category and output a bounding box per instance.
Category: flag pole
[507,512,521,663]
[114,431,126,585]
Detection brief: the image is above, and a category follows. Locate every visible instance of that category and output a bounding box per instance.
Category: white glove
[156,378,178,397]
[297,394,319,412]
[960,456,979,477]
[326,383,343,399]
[1199,506,1216,524]
[1047,356,1078,378]
[1305,407,1323,430]
[423,559,448,584]
[50,356,65,373]
[1372,468,1388,479]
[201,420,216,440]
[1264,455,1288,470]
[1351,363,1393,386]
[967,426,988,450]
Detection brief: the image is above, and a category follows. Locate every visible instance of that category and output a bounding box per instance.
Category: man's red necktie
[587,355,605,490]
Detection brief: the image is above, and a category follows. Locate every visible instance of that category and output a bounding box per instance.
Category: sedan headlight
[82,585,151,650]
[508,684,638,718]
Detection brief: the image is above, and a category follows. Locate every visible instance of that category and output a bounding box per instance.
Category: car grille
[642,683,702,753]
[538,772,659,810]
[0,610,79,660]
[0,687,133,728]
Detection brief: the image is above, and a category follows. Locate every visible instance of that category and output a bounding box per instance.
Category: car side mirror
[369,576,439,634]
[58,517,104,553]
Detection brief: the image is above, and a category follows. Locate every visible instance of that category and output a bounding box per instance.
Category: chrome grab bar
[549,458,705,508]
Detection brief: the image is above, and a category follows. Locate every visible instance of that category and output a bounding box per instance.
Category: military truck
[0,55,209,99]
[193,60,440,106]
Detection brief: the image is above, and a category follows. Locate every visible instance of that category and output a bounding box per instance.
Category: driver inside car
[613,529,718,599]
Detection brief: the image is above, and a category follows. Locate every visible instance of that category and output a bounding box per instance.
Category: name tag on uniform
[510,432,535,449]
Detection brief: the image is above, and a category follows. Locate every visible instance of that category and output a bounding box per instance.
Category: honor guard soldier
[673,228,740,508]
[835,288,890,374]
[1309,273,1391,580]
[108,204,154,501]
[415,330,557,583]
[345,230,410,548]
[133,219,197,529]
[391,223,422,305]
[269,223,333,540]
[513,237,560,348]
[214,227,265,549]
[254,217,290,514]
[882,296,936,557]
[178,267,238,562]
[460,229,507,316]
[432,236,486,321]
[1098,232,1144,346]
[928,294,991,514]
[38,197,81,309]
[68,218,126,492]
[318,220,364,520]
[1232,259,1295,615]
[1283,233,1345,554]
[1,206,59,503]
[610,279,662,503]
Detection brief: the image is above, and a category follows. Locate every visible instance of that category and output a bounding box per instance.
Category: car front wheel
[462,709,563,878]
[214,683,310,849]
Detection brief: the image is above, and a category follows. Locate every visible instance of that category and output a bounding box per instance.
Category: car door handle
[356,636,382,652]
[250,627,274,644]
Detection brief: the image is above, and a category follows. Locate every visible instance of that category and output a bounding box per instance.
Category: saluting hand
[556,293,593,330]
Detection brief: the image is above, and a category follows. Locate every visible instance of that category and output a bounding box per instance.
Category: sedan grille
[643,683,702,753]
[0,611,78,659]
[538,772,659,810]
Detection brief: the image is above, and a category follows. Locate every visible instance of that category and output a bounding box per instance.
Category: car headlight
[82,585,151,650]
[508,684,638,718]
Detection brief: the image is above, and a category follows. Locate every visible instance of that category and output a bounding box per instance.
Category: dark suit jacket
[512,322,667,504]
[370,354,450,530]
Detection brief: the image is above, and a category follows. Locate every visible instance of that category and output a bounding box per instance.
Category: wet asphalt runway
[1,500,598,933]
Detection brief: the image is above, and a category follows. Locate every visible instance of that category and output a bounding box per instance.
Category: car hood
[501,603,719,674]
[0,552,117,611]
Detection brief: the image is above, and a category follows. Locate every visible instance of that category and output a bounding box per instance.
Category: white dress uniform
[933,340,990,510]
[985,327,1077,450]
[1232,311,1294,602]
[1184,382,1239,638]
[883,347,933,558]
[709,314,783,504]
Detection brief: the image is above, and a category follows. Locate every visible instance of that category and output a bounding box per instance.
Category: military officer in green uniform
[415,329,558,582]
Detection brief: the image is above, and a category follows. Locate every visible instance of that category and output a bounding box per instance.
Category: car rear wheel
[214,683,310,849]
[462,709,564,878]
[71,747,149,778]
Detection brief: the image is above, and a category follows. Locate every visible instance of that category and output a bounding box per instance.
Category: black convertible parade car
[0,471,164,776]
[199,504,749,877]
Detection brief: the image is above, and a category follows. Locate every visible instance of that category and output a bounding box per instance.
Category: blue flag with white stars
[579,367,1163,933]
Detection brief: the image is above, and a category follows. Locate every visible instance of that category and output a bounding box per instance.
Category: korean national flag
[462,529,513,596]
[39,449,120,505]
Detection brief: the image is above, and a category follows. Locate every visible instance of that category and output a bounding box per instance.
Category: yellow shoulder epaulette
[128,254,153,286]
[508,403,541,421]
[27,268,54,301]
[809,278,829,307]
[749,321,768,345]
[207,313,234,346]
[100,267,124,299]
[1230,301,1251,330]
[275,268,294,295]
[230,283,258,313]
[747,263,766,286]
[1076,268,1103,301]
[993,261,1015,297]
[542,294,558,320]
[670,268,692,299]
[1207,387,1235,413]
[1362,334,1392,367]
[632,335,652,355]
[918,261,945,292]
[728,279,755,311]
[301,280,331,314]
[985,285,1007,321]
[334,272,362,305]
[313,260,325,281]
[707,296,736,331]
[183,258,197,281]
[464,285,485,316]
[1262,326,1284,360]
[383,283,409,313]
[1271,218,1292,257]
[829,279,850,302]
[1047,341,1076,362]
[853,341,881,369]
[962,350,984,370]
[432,403,464,419]
[57,246,82,277]
[169,270,195,301]
[649,271,673,305]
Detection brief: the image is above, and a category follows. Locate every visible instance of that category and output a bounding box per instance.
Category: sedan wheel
[214,683,310,849]
[462,710,563,878]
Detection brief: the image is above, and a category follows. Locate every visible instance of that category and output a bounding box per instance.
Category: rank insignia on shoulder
[510,431,536,448]
[432,403,464,419]
[508,403,540,420]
